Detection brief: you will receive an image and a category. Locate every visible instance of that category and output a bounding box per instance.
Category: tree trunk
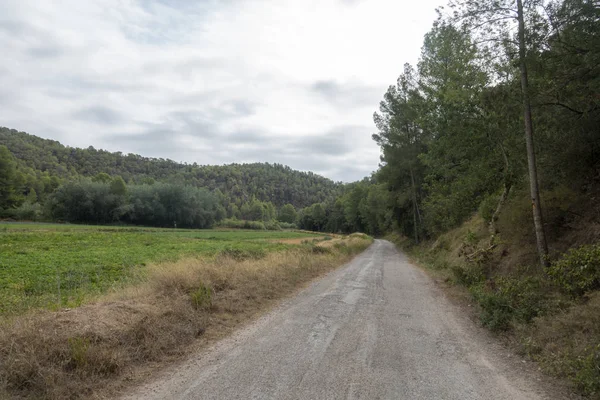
[489,142,512,238]
[517,0,549,268]
[489,181,511,237]
[409,162,419,244]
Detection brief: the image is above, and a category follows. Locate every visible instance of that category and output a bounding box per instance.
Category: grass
[519,292,600,397]
[0,233,373,399]
[0,223,322,315]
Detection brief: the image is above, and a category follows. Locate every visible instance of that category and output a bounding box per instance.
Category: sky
[0,0,443,182]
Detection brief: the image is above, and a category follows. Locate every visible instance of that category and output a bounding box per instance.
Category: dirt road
[125,240,566,400]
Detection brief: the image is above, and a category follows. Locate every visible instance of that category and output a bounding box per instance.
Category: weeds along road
[125,240,563,400]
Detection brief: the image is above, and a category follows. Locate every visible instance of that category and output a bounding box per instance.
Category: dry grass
[0,237,372,399]
[389,186,600,397]
[520,292,600,398]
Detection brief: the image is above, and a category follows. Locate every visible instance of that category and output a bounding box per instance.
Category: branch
[473,37,518,46]
[465,244,497,262]
[539,102,584,115]
[472,15,517,30]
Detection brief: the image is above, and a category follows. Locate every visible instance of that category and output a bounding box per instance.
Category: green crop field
[0,223,321,315]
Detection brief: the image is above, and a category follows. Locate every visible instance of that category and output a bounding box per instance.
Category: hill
[0,127,341,209]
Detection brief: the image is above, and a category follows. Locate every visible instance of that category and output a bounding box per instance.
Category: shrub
[68,337,91,369]
[547,244,600,297]
[333,241,359,255]
[218,247,266,261]
[451,263,485,286]
[478,191,500,224]
[6,202,43,221]
[264,220,281,231]
[190,283,212,310]
[541,184,581,232]
[218,219,281,230]
[470,277,548,332]
[570,344,600,396]
[278,222,297,230]
[470,283,513,332]
[302,243,332,254]
[218,218,266,230]
[349,233,370,240]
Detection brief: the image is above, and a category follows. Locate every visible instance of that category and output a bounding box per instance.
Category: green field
[0,223,321,315]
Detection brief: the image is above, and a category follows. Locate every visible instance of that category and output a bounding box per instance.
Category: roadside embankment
[386,213,599,399]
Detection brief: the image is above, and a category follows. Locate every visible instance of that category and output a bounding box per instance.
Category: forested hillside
[0,128,346,229]
[0,127,340,209]
[341,0,598,395]
[293,0,599,244]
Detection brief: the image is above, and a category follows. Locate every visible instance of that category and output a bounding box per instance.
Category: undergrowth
[386,202,600,397]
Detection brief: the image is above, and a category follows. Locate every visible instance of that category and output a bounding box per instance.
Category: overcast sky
[1,0,442,182]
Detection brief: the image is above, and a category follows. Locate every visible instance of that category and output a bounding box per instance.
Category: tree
[0,145,22,209]
[517,0,549,266]
[92,172,111,183]
[417,24,501,235]
[311,203,327,231]
[110,176,127,196]
[25,188,38,204]
[373,65,426,241]
[278,204,297,223]
[447,0,550,266]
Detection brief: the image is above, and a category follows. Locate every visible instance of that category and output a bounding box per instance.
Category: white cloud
[0,0,443,182]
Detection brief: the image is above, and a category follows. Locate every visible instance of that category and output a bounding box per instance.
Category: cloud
[0,0,442,182]
[311,79,383,109]
[27,46,64,58]
[73,106,124,125]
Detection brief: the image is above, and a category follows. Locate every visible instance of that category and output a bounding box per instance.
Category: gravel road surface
[125,240,564,400]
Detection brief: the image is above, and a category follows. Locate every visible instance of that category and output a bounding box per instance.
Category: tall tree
[278,204,297,223]
[373,65,426,242]
[517,0,549,266]
[0,145,22,209]
[448,0,550,266]
[417,23,496,235]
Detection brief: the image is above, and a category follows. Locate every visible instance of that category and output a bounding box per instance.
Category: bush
[219,218,266,230]
[302,243,332,254]
[547,244,600,297]
[470,277,548,332]
[264,220,282,231]
[278,222,297,230]
[309,245,332,254]
[218,247,266,261]
[470,283,513,332]
[478,191,500,223]
[333,242,351,255]
[570,344,600,396]
[13,202,43,221]
[451,263,485,286]
[349,233,370,240]
[190,283,212,310]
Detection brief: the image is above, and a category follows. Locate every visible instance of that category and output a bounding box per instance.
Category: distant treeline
[0,128,348,230]
[0,140,365,231]
[0,151,302,229]
[0,128,340,209]
[0,139,391,232]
